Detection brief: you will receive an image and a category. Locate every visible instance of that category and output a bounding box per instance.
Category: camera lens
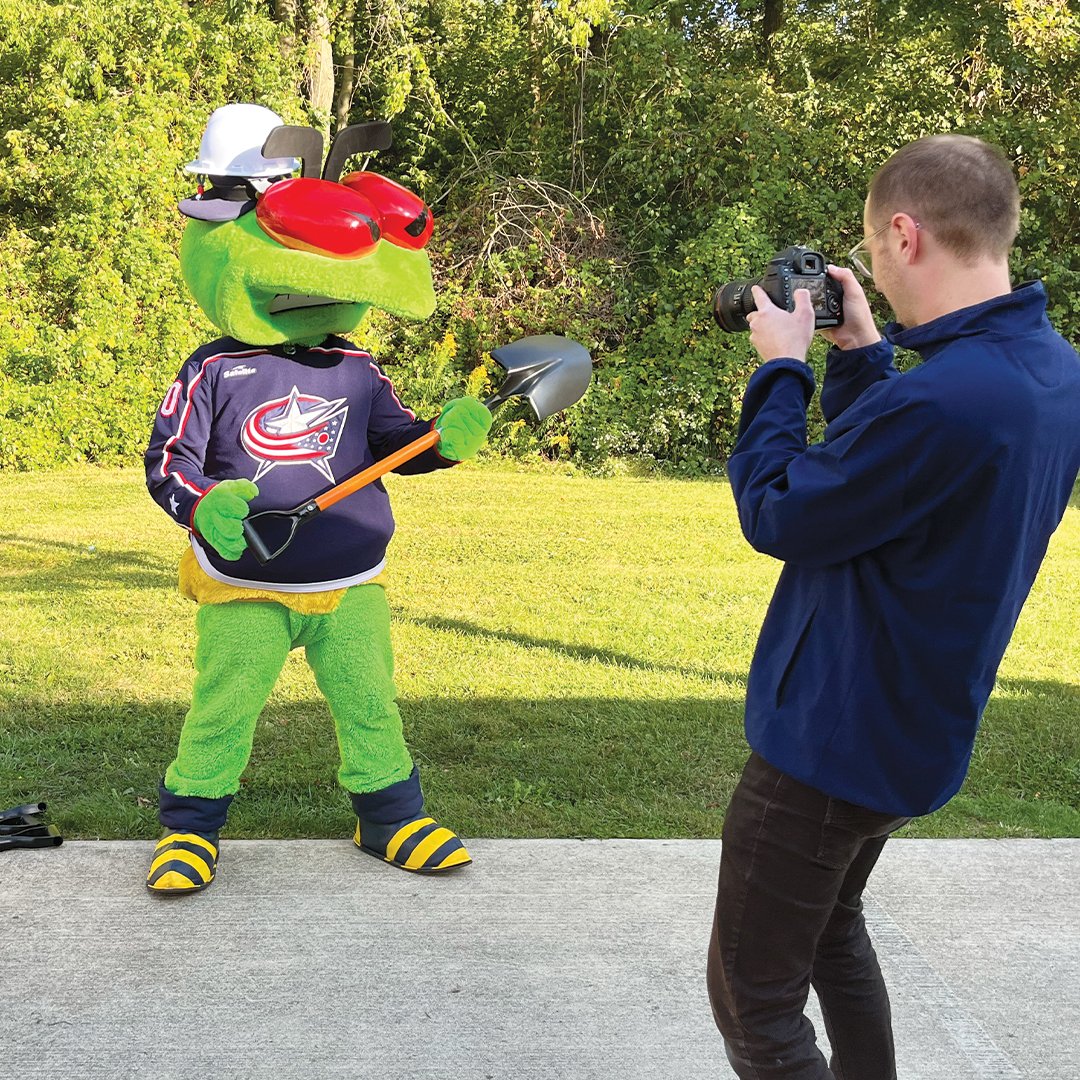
[713,280,755,332]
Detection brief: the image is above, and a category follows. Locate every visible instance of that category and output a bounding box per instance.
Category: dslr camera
[713,246,843,333]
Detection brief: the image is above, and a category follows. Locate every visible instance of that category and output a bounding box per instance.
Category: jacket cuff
[825,337,894,376]
[746,358,816,399]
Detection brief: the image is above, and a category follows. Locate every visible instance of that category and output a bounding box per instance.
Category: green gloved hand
[193,479,259,561]
[435,397,492,461]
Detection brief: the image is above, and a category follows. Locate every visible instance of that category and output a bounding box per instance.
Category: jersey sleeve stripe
[157,348,265,479]
[173,472,207,497]
[368,361,417,420]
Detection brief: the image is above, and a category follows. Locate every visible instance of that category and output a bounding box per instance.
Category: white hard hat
[185,104,300,178]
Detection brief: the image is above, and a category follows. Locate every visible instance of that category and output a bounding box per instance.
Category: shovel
[241,334,593,564]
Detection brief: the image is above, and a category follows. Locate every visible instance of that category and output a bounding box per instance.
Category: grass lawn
[0,463,1077,840]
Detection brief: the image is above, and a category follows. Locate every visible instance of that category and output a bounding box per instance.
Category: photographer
[706,134,1080,1079]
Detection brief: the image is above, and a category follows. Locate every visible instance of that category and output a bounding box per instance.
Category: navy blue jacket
[727,282,1080,815]
[145,336,454,591]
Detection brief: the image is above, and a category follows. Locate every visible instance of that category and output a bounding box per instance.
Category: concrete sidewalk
[1,839,1076,1079]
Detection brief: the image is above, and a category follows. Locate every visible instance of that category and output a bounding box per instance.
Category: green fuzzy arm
[193,479,259,560]
[435,397,493,461]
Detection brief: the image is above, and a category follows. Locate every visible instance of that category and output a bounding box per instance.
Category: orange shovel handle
[313,427,442,512]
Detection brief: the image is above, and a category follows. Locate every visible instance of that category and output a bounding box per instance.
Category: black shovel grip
[242,501,320,565]
[242,517,277,565]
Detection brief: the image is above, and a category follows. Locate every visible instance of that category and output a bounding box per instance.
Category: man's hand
[193,478,259,561]
[746,286,815,363]
[435,397,492,461]
[818,266,882,351]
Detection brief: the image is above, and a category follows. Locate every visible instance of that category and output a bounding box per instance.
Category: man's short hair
[868,134,1020,263]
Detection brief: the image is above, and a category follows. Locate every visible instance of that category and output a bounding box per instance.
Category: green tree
[1,0,1077,470]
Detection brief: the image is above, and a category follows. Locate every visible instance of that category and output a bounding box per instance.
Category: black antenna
[261,126,325,179]
[323,122,392,182]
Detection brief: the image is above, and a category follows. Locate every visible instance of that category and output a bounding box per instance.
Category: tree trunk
[275,0,298,27]
[529,0,544,164]
[304,0,335,134]
[762,0,784,63]
[333,0,358,133]
[274,0,298,67]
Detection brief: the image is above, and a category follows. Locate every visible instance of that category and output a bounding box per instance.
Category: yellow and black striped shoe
[146,831,219,894]
[354,816,472,874]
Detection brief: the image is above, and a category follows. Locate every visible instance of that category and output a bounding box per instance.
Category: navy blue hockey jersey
[145,336,454,591]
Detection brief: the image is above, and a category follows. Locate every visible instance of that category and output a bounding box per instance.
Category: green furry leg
[165,586,414,804]
[305,584,415,795]
[165,601,293,798]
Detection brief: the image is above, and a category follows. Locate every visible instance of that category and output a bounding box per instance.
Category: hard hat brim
[184,158,300,178]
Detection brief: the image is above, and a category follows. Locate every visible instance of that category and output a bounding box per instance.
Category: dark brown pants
[707,753,910,1079]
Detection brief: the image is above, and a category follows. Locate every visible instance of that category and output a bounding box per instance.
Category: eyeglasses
[847,219,921,281]
[847,222,888,281]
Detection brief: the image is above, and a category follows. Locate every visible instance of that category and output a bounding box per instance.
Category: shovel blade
[488,335,592,420]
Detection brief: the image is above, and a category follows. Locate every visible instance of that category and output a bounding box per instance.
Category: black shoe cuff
[349,766,424,824]
[158,780,233,833]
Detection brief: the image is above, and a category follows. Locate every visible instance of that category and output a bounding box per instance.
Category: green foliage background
[1,0,1077,470]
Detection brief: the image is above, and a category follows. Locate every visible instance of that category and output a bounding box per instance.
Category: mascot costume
[143,103,491,893]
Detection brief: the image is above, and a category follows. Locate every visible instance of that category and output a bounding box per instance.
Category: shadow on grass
[394,609,743,684]
[0,533,176,592]
[2,677,1075,841]
[895,675,1080,838]
[0,692,749,842]
[969,676,1080,796]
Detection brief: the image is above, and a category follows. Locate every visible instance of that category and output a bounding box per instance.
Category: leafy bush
[1,0,1077,471]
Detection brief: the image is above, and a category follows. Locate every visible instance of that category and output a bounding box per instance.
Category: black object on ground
[0,802,63,851]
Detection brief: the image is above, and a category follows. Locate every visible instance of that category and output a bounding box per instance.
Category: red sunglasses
[178,121,434,260]
[256,171,433,259]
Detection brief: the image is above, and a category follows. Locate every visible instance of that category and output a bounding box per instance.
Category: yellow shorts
[177,547,383,615]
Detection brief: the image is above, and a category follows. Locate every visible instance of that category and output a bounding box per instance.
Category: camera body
[713,246,844,333]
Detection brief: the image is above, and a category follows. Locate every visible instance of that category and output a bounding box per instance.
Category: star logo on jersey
[241,386,349,483]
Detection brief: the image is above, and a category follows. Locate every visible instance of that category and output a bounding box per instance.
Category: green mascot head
[179,103,436,347]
